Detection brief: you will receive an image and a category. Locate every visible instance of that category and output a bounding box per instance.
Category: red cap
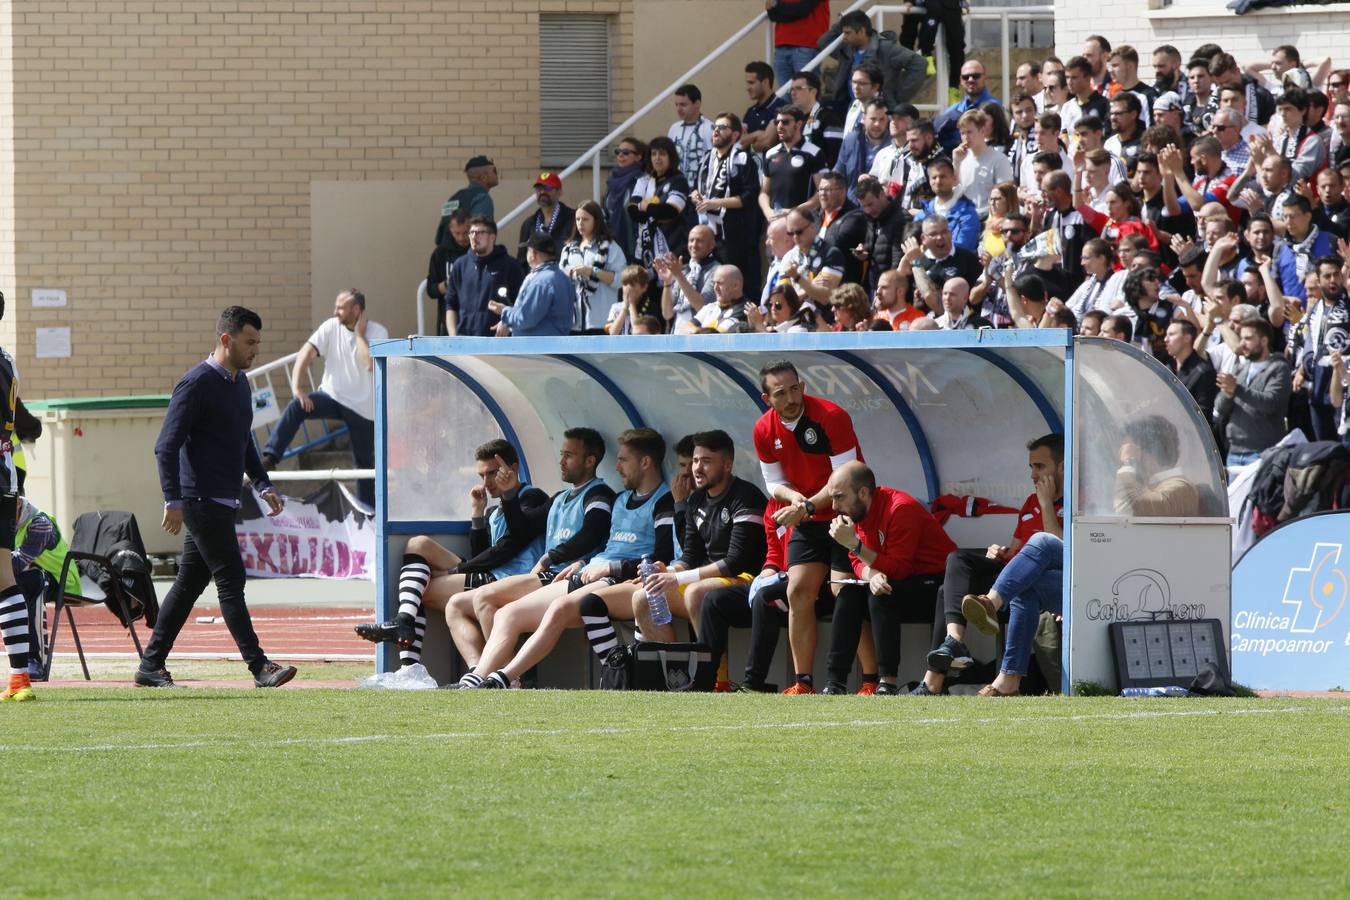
[534,171,563,190]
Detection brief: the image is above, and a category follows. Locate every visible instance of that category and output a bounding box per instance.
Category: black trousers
[899,0,967,90]
[701,579,788,687]
[142,499,266,674]
[1308,398,1341,443]
[828,575,940,680]
[700,578,834,687]
[929,548,1004,650]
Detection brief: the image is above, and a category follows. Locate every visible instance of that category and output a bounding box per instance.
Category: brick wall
[1053,0,1350,80]
[0,0,636,398]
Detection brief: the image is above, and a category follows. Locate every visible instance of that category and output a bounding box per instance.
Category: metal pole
[1000,12,1011,107]
[592,152,601,205]
[935,25,948,111]
[765,17,773,66]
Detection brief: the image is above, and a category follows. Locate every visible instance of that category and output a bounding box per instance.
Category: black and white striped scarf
[562,238,611,329]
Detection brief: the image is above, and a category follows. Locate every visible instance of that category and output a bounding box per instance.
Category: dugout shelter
[370,331,1231,694]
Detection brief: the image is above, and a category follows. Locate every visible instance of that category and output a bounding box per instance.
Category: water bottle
[639,554,671,626]
[1120,685,1190,697]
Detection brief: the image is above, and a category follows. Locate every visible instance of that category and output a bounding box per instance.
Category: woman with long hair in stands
[981,181,1021,258]
[628,137,692,270]
[560,200,628,334]
[604,136,646,259]
[979,100,1013,154]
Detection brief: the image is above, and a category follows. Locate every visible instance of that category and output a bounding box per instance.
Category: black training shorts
[787,520,852,571]
[463,571,497,590]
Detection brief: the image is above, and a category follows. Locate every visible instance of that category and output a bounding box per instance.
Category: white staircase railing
[246,351,376,483]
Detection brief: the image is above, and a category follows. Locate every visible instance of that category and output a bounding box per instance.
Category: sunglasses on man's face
[787,228,808,236]
[961,73,983,81]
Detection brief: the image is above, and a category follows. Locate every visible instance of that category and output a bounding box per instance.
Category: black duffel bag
[600,642,716,692]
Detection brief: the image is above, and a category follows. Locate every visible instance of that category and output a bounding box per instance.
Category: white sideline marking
[2,703,1345,755]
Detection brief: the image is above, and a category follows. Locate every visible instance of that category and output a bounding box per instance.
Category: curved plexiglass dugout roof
[371,330,1226,527]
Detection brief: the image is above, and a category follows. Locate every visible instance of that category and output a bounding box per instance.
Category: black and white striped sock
[457,670,483,689]
[0,585,29,674]
[397,555,432,623]
[398,615,427,666]
[579,593,618,659]
[481,670,509,689]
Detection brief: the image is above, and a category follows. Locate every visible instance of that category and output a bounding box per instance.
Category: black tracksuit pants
[828,575,941,681]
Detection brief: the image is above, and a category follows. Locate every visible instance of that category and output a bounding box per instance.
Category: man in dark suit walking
[137,306,296,689]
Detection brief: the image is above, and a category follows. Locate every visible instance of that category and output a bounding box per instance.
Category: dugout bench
[370,331,1232,693]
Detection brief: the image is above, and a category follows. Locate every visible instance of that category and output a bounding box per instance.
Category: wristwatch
[802,499,816,517]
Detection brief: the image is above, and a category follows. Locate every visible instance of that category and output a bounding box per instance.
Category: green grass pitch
[9,690,1348,897]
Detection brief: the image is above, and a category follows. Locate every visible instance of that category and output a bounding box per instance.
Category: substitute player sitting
[753,360,862,694]
[355,439,549,669]
[632,429,766,645]
[444,428,616,676]
[459,428,676,689]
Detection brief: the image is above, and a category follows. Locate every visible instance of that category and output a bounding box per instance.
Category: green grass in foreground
[7,691,1348,898]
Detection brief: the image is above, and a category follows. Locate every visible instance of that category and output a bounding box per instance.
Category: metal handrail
[247,350,299,380]
[498,8,778,230]
[245,350,348,462]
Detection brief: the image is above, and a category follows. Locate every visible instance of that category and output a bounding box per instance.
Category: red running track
[53,605,378,661]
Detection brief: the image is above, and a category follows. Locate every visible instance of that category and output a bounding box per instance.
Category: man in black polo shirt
[138,306,295,689]
[741,61,786,154]
[759,105,827,221]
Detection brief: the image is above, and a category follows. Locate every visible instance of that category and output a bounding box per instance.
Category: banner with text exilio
[1232,511,1350,691]
[235,482,374,580]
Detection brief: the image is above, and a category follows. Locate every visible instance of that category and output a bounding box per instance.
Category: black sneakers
[354,617,414,647]
[821,681,849,695]
[909,680,947,696]
[134,666,179,688]
[874,681,903,696]
[926,635,974,674]
[254,660,298,688]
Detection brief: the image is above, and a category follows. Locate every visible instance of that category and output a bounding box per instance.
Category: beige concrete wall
[2,0,636,401]
[0,1,14,351]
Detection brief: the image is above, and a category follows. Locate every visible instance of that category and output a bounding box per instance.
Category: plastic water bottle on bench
[639,554,671,626]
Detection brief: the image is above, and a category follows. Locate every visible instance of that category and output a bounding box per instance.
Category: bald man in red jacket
[823,461,955,694]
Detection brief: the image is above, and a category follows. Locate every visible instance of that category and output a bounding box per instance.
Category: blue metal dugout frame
[371,330,1228,691]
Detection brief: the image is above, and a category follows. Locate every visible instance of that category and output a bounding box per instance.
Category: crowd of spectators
[423,6,1350,462]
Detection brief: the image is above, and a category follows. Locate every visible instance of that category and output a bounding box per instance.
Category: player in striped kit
[461,428,676,689]
[0,291,32,702]
[445,428,616,680]
[355,439,549,668]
